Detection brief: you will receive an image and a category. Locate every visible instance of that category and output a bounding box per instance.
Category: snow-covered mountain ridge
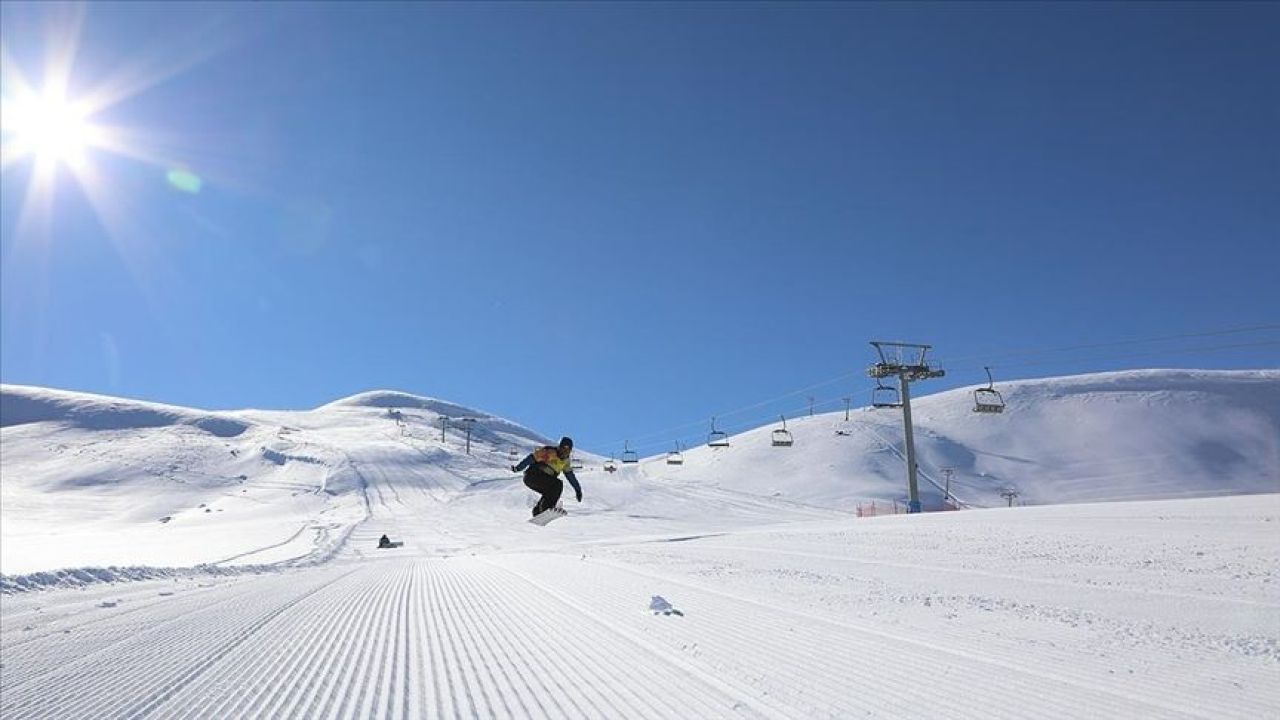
[1,369,1276,580]
[685,367,1279,509]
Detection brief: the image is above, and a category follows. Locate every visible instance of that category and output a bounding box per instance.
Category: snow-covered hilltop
[1,369,1277,580]
[0,384,555,578]
[0,384,252,437]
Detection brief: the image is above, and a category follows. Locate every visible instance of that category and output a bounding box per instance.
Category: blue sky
[2,2,1277,454]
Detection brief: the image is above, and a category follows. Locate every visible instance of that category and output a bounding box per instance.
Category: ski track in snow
[1,560,770,719]
[543,554,1267,720]
[4,514,1277,719]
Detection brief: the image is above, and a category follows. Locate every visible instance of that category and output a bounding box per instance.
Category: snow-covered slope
[2,369,1277,579]
[2,494,1276,719]
[0,384,560,576]
[643,369,1280,510]
[0,384,252,437]
[2,372,1277,719]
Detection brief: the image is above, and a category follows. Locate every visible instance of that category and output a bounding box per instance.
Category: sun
[3,1,242,254]
[3,90,98,169]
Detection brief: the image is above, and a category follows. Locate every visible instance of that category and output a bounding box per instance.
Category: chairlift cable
[595,371,868,449]
[616,388,878,454]
[594,325,1276,453]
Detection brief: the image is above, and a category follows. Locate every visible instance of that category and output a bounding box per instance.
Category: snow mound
[0,561,285,594]
[1,565,182,594]
[0,385,251,438]
[319,390,486,418]
[318,389,555,450]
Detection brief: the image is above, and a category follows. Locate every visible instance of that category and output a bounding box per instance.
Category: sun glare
[4,91,97,166]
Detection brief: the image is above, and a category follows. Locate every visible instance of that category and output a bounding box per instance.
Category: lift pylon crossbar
[868,341,946,381]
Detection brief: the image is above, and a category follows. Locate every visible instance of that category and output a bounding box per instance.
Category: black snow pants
[523,467,563,516]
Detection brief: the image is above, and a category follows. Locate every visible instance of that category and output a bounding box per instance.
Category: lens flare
[166,168,202,194]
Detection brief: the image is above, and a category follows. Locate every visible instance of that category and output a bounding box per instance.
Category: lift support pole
[899,374,921,513]
[868,341,945,514]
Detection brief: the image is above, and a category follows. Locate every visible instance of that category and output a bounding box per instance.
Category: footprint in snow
[649,596,684,616]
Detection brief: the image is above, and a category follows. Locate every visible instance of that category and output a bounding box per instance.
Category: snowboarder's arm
[564,469,582,502]
[513,453,534,472]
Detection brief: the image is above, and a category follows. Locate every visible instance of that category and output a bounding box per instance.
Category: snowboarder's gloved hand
[510,465,518,473]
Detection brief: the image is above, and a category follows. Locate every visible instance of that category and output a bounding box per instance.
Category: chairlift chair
[604,457,618,473]
[570,457,584,470]
[771,415,794,447]
[621,441,639,464]
[666,441,684,465]
[707,417,729,448]
[974,366,1006,414]
[872,381,902,409]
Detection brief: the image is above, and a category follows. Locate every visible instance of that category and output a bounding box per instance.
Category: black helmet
[559,436,573,450]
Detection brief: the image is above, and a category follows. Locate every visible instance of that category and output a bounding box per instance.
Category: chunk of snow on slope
[649,595,684,616]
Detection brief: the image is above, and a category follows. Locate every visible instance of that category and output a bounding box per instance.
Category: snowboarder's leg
[523,470,561,516]
[543,477,564,512]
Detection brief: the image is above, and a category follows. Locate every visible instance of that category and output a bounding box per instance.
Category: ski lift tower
[458,418,477,455]
[868,341,945,514]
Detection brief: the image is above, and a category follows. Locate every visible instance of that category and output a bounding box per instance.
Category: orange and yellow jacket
[514,446,582,497]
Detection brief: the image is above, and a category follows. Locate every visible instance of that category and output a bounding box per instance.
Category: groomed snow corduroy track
[4,495,1278,720]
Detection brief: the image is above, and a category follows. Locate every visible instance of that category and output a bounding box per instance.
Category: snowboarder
[513,436,583,518]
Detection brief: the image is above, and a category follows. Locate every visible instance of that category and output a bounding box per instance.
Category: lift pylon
[867,341,946,514]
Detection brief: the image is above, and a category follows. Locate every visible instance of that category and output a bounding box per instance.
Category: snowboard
[529,505,567,526]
